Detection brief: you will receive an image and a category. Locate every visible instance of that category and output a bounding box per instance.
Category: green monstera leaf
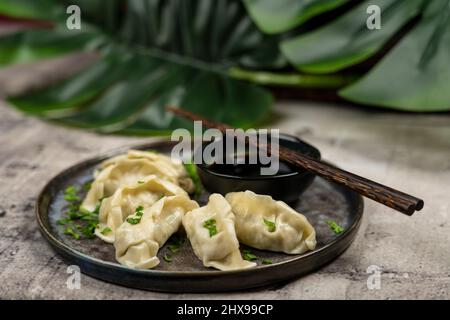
[0,0,64,20]
[0,0,285,134]
[243,0,351,34]
[2,0,449,125]
[0,27,104,66]
[280,0,424,74]
[340,0,450,111]
[244,0,450,112]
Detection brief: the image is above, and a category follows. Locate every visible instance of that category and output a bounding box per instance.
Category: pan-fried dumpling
[99,150,194,193]
[114,195,198,269]
[82,155,192,212]
[182,194,256,271]
[94,176,188,243]
[225,191,316,254]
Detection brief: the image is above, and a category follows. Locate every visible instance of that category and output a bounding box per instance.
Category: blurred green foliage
[0,0,448,135]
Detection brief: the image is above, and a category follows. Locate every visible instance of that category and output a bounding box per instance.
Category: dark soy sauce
[206,154,299,177]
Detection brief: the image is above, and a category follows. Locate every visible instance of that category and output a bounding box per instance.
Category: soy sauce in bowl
[206,157,298,177]
[195,134,321,204]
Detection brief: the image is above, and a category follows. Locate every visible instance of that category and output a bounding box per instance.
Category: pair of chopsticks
[167,107,424,216]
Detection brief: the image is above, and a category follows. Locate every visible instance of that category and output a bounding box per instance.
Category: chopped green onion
[57,218,70,225]
[203,219,217,237]
[326,220,345,234]
[263,218,276,232]
[100,227,112,235]
[168,245,180,253]
[163,253,172,262]
[80,221,98,239]
[167,235,185,253]
[64,227,80,240]
[64,186,80,202]
[242,249,258,262]
[126,217,140,225]
[59,183,101,240]
[126,206,144,224]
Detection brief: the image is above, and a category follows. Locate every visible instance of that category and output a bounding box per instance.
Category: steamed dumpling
[94,175,188,243]
[100,150,171,167]
[183,194,256,271]
[225,191,316,254]
[81,152,192,212]
[99,150,194,193]
[114,195,198,269]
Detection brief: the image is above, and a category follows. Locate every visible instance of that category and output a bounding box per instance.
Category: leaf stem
[228,67,357,89]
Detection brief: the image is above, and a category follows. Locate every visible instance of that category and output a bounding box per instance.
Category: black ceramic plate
[36,141,363,293]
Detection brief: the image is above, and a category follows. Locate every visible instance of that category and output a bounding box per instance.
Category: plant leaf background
[0,0,449,135]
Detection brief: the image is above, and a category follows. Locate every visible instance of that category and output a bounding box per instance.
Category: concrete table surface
[0,60,449,299]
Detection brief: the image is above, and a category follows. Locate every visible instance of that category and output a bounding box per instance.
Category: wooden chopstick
[166,106,424,216]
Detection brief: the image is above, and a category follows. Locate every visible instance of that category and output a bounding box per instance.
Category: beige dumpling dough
[114,195,198,269]
[225,190,316,254]
[81,150,193,212]
[183,194,256,271]
[94,175,188,243]
[99,150,194,192]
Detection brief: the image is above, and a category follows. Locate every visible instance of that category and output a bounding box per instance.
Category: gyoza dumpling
[94,175,188,243]
[99,150,194,193]
[225,191,316,254]
[114,195,198,269]
[82,155,191,212]
[182,194,256,271]
[100,150,170,168]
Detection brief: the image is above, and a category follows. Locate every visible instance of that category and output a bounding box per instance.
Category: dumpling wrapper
[183,194,256,271]
[81,153,192,212]
[94,175,188,243]
[114,195,198,269]
[98,150,194,193]
[225,191,316,254]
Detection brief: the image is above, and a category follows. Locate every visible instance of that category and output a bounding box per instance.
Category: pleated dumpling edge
[114,195,198,269]
[225,190,317,255]
[81,150,194,212]
[94,175,188,243]
[182,193,256,271]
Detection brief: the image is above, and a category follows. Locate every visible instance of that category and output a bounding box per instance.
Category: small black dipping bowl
[195,134,321,204]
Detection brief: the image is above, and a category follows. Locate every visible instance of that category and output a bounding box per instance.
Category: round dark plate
[36,140,363,293]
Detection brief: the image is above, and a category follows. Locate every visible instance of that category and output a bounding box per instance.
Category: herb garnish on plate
[242,249,258,262]
[242,249,273,265]
[163,253,173,263]
[168,235,185,253]
[57,185,101,240]
[326,220,345,234]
